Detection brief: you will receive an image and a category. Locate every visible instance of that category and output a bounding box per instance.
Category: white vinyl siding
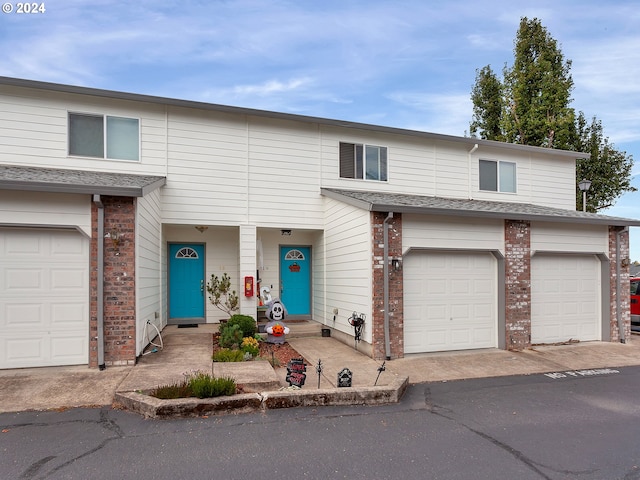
[531,222,608,254]
[0,228,89,368]
[0,190,91,236]
[402,214,504,253]
[0,85,166,174]
[323,197,372,341]
[136,191,163,355]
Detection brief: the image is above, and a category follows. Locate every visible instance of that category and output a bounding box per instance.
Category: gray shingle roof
[321,188,640,227]
[0,165,166,197]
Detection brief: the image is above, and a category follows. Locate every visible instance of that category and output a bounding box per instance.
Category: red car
[631,277,640,331]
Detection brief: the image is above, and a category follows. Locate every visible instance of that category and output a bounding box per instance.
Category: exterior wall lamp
[195,225,208,233]
[392,258,402,271]
[578,178,592,212]
[105,230,121,254]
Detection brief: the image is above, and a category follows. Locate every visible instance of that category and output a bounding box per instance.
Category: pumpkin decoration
[271,323,285,337]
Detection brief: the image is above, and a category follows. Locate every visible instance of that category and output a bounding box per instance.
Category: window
[479,160,516,193]
[69,113,139,161]
[339,142,388,181]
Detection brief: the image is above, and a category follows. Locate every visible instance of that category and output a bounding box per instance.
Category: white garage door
[404,251,497,353]
[531,254,601,344]
[0,228,89,369]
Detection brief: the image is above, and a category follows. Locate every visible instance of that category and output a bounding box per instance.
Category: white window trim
[479,159,517,193]
[339,141,389,182]
[68,111,141,162]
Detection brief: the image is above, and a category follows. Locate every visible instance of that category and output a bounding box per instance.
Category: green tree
[575,113,634,212]
[470,17,634,211]
[502,18,575,149]
[470,65,504,141]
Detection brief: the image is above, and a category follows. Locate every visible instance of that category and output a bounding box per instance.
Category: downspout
[383,212,393,360]
[616,227,627,343]
[93,195,106,370]
[468,143,478,199]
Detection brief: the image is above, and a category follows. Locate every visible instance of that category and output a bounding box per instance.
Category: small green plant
[150,380,192,399]
[206,273,239,317]
[213,348,245,362]
[189,372,236,398]
[241,336,260,358]
[149,372,236,399]
[219,323,244,349]
[228,314,257,337]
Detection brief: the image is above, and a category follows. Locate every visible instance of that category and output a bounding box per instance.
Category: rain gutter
[93,194,106,369]
[383,212,393,360]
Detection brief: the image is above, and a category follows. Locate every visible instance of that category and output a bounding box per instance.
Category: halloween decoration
[265,299,290,344]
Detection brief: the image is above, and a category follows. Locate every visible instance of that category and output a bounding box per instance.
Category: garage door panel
[404,251,497,353]
[51,335,87,361]
[52,303,87,325]
[4,336,45,364]
[0,228,89,368]
[532,255,600,344]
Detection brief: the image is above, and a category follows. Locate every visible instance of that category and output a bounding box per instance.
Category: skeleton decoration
[265,299,290,344]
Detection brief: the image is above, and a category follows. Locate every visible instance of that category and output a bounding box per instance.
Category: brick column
[609,226,630,342]
[90,196,137,367]
[371,212,403,360]
[504,220,531,350]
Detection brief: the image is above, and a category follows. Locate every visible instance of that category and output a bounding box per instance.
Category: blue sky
[2,0,639,257]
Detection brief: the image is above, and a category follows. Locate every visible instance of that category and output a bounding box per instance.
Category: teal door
[280,246,311,316]
[169,244,205,322]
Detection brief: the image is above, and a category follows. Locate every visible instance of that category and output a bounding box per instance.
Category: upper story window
[339,142,388,181]
[479,159,516,193]
[68,113,140,161]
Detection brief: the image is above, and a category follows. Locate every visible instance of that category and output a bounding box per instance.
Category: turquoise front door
[169,244,205,322]
[280,246,311,317]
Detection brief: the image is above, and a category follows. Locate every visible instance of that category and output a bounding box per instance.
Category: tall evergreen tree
[469,17,634,211]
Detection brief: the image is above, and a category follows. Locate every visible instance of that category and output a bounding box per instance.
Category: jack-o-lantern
[271,323,285,337]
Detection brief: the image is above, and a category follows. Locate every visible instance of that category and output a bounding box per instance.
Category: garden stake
[374,361,386,386]
[348,312,365,351]
[315,358,323,388]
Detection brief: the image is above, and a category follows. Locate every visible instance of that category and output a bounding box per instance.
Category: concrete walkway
[1,324,640,414]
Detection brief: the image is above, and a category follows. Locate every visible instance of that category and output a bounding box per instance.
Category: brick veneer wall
[504,220,531,350]
[609,226,630,342]
[371,212,403,360]
[89,196,137,367]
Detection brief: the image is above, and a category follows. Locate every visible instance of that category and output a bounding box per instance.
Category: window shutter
[339,142,355,178]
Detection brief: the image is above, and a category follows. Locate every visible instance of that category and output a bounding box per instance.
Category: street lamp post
[578,178,592,212]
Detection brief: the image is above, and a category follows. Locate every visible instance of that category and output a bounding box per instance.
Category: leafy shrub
[206,273,239,316]
[150,380,192,399]
[228,314,257,337]
[212,348,245,362]
[241,336,260,358]
[189,372,236,398]
[219,323,244,349]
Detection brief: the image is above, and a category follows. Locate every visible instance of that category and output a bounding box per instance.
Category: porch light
[281,229,292,236]
[578,179,592,212]
[195,225,208,233]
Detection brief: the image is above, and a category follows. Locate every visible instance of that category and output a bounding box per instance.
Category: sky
[2,0,639,257]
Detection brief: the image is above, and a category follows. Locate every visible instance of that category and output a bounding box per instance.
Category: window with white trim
[69,113,140,161]
[479,159,516,193]
[339,142,388,181]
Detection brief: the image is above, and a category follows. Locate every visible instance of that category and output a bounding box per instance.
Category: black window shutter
[339,142,355,178]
